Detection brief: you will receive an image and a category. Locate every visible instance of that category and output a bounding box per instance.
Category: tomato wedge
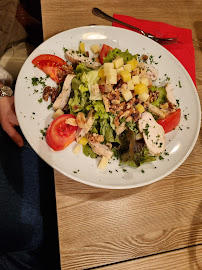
[99,44,113,64]
[157,108,181,133]
[32,54,67,84]
[46,114,78,151]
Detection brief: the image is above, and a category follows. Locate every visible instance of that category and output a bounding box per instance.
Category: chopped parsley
[38,98,43,103]
[159,155,164,160]
[178,80,182,88]
[47,103,53,110]
[31,76,47,88]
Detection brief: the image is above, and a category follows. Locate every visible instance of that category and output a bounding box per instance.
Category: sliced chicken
[89,141,113,159]
[143,63,159,81]
[165,83,177,105]
[65,50,101,70]
[53,74,75,111]
[76,110,95,142]
[148,103,166,119]
[138,111,165,156]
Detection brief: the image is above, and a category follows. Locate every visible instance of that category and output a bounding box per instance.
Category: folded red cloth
[113,14,196,86]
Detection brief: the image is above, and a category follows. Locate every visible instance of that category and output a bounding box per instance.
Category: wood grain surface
[101,245,202,270]
[40,0,202,269]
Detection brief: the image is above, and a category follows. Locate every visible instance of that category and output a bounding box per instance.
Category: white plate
[15,26,201,189]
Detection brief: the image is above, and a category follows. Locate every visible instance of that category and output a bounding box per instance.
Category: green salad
[35,43,180,170]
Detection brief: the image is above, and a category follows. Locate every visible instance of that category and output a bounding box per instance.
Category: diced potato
[98,156,109,169]
[79,42,85,53]
[104,68,117,76]
[140,77,149,86]
[78,137,88,146]
[113,57,124,69]
[136,103,145,113]
[136,133,143,140]
[52,109,64,119]
[127,80,134,91]
[138,92,149,102]
[65,118,77,126]
[120,70,131,82]
[134,83,149,95]
[123,64,132,73]
[103,62,114,70]
[73,144,81,154]
[106,75,117,85]
[116,67,124,73]
[121,88,133,102]
[90,44,100,54]
[127,58,138,70]
[132,75,140,85]
[98,68,105,79]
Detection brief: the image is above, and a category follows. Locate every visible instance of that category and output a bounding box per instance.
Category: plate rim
[15,25,201,189]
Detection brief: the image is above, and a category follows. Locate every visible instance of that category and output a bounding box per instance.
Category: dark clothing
[0,127,61,269]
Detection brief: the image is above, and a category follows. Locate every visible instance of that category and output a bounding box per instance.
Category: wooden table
[40,1,202,269]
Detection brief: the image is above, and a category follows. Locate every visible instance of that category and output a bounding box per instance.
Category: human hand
[0,95,24,147]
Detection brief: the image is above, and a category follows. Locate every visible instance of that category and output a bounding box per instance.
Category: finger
[3,123,24,147]
[11,115,19,126]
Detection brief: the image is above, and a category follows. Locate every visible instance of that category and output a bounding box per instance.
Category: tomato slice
[32,54,67,84]
[46,114,78,151]
[157,108,181,133]
[99,44,113,64]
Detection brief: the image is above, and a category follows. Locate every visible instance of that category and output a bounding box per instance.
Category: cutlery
[92,8,178,45]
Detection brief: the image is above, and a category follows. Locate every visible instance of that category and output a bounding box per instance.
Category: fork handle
[92,8,146,36]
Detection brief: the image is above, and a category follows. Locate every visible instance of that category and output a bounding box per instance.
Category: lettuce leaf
[100,119,114,142]
[68,77,89,113]
[150,86,167,108]
[83,144,98,158]
[104,48,137,63]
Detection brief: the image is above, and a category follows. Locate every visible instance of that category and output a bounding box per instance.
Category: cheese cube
[120,70,131,82]
[73,144,81,154]
[79,42,85,53]
[104,68,117,76]
[134,83,149,95]
[136,103,145,113]
[103,63,114,70]
[98,156,109,169]
[106,75,117,85]
[116,67,124,73]
[98,68,105,79]
[127,80,134,91]
[52,109,64,119]
[132,75,140,85]
[78,137,88,146]
[121,88,133,102]
[138,92,149,102]
[127,58,138,70]
[90,44,100,54]
[113,57,124,69]
[140,77,149,86]
[123,64,132,73]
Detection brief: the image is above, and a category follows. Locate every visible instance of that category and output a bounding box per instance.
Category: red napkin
[113,14,196,86]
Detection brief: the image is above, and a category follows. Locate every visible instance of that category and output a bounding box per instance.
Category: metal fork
[92,8,179,45]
